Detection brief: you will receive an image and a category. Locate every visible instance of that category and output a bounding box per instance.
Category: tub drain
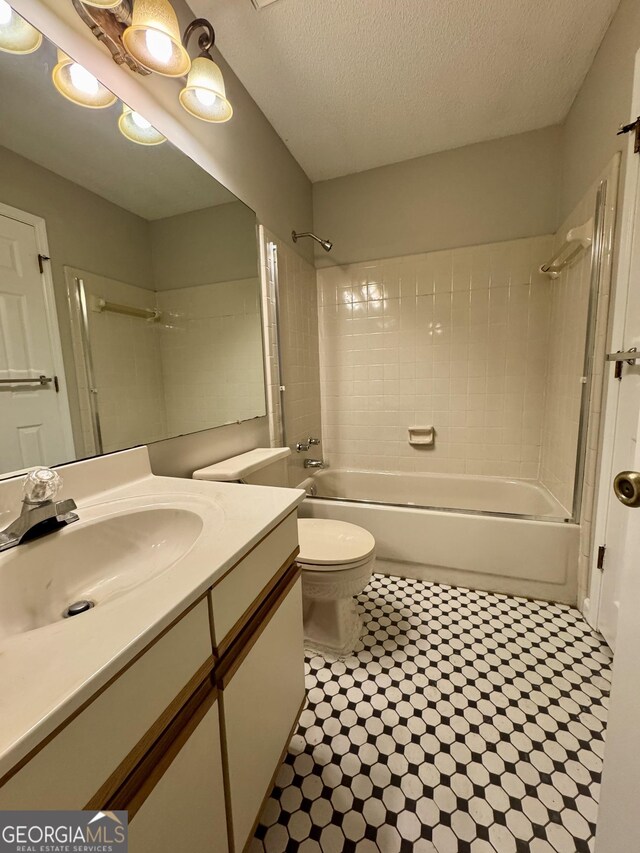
[63,600,95,618]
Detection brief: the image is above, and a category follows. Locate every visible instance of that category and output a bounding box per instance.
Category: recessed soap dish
[408,426,435,447]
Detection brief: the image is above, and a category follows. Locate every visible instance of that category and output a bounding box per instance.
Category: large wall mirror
[0,28,265,478]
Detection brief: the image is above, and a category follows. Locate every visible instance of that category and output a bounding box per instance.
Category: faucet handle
[23,468,63,505]
[308,437,321,445]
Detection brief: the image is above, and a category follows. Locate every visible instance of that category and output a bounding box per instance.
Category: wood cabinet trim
[0,594,210,790]
[85,655,216,812]
[216,563,302,690]
[103,678,217,821]
[215,546,300,658]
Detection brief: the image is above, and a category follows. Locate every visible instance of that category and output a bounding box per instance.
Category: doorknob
[613,471,640,507]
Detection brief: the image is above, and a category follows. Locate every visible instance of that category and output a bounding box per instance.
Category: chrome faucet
[0,468,79,552]
[296,437,321,453]
[304,459,326,470]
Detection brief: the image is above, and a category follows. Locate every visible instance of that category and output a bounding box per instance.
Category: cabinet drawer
[209,511,298,653]
[0,599,212,809]
[220,575,305,853]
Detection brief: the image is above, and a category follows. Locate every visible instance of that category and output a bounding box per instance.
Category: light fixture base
[71,0,151,75]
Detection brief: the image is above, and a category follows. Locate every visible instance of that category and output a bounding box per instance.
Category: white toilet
[193,448,375,656]
[297,518,375,656]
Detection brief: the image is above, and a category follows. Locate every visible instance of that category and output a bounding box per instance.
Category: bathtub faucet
[304,459,326,470]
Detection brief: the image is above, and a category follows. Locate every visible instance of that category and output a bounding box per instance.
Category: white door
[596,193,640,649]
[0,209,74,474]
[594,405,640,851]
[592,46,640,651]
[593,47,640,852]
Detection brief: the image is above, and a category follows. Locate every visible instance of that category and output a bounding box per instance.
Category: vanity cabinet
[0,511,305,853]
[0,599,215,810]
[127,700,228,853]
[218,571,305,852]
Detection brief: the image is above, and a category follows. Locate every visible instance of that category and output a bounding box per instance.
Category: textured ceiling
[193,0,620,181]
[0,40,236,220]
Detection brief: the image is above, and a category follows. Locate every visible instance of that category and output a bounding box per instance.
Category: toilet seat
[297,519,375,569]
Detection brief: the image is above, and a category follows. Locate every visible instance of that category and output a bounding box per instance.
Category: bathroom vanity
[0,448,306,853]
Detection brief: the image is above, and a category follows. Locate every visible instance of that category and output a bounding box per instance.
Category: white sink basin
[0,504,205,640]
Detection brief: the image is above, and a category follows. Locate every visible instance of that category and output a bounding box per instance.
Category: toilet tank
[193,448,291,487]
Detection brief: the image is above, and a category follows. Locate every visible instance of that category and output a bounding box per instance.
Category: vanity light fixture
[52,50,117,109]
[122,0,190,77]
[0,0,42,54]
[71,1,233,122]
[118,103,166,145]
[179,19,232,123]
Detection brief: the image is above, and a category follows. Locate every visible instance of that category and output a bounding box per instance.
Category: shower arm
[291,231,333,252]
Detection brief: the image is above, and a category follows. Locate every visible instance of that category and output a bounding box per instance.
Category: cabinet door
[221,577,305,853]
[128,701,228,853]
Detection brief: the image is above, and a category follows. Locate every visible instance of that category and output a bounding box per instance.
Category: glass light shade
[80,0,122,6]
[122,0,190,77]
[52,50,117,109]
[0,2,42,54]
[179,56,232,123]
[118,104,166,145]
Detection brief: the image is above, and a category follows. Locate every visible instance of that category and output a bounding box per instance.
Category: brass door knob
[614,471,640,507]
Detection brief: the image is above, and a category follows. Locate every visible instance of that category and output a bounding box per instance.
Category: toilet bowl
[297,518,375,656]
[192,448,376,656]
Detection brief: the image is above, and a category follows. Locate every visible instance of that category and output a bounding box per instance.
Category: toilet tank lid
[298,519,375,565]
[193,447,291,482]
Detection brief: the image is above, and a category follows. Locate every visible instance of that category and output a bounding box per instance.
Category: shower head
[292,230,333,252]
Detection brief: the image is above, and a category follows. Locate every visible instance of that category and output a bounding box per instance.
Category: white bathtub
[298,469,579,604]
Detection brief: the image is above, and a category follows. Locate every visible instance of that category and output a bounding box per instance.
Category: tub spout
[304,459,326,470]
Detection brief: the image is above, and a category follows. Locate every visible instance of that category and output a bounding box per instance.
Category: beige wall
[313,127,562,268]
[150,201,258,290]
[561,0,640,222]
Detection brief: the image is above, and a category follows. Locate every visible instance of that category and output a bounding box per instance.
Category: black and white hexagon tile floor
[250,575,612,853]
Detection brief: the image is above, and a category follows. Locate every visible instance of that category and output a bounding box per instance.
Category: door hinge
[597,545,606,571]
[38,254,51,274]
[618,117,640,153]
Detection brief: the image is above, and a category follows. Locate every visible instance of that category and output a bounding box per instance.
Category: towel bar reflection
[95,297,162,322]
[0,375,54,386]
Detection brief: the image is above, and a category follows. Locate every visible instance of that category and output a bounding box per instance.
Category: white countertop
[0,448,304,778]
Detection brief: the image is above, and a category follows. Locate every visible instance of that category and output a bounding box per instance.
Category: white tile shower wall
[156,278,264,436]
[317,235,554,478]
[262,229,322,485]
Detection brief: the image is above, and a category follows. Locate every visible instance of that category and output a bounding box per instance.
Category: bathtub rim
[299,471,574,524]
[308,493,573,524]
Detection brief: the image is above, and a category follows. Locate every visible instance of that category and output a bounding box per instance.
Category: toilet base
[302,595,364,657]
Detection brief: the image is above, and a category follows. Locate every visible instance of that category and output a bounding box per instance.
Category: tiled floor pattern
[251,575,612,853]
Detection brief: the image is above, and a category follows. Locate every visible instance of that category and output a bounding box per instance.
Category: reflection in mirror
[0,25,265,477]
